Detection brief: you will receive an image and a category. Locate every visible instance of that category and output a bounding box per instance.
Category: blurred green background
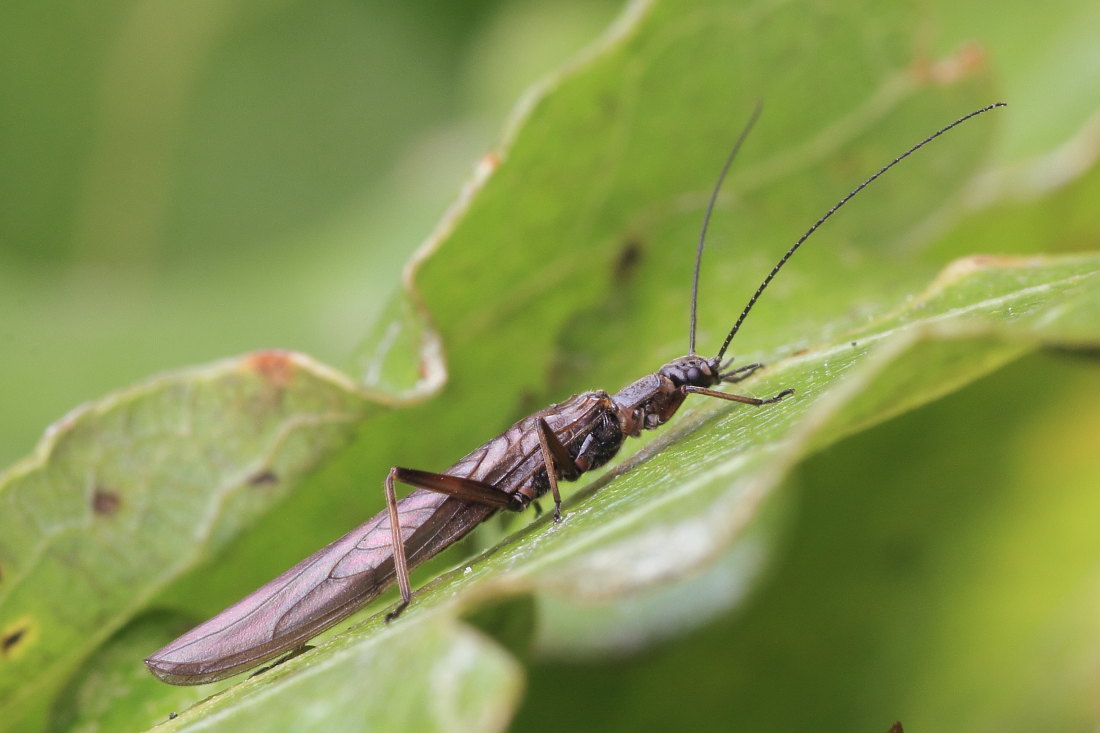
[2,1,1099,731]
[0,0,621,470]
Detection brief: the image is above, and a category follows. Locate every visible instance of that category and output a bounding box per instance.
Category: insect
[145,102,1005,685]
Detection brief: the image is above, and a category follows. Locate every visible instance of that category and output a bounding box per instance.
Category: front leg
[719,361,763,382]
[682,384,794,405]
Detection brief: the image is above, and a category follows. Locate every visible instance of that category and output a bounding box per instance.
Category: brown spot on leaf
[247,350,296,388]
[598,92,620,117]
[887,722,904,733]
[2,628,24,653]
[478,152,500,175]
[1,620,35,658]
[613,238,644,282]
[248,470,279,487]
[911,41,986,84]
[92,489,121,515]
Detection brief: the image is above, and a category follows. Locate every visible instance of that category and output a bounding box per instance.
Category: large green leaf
[67,258,1097,733]
[2,0,1098,730]
[517,349,1100,733]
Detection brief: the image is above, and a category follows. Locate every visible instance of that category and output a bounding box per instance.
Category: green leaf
[0,353,366,728]
[516,349,1100,732]
[3,0,1099,730]
[56,614,523,733]
[412,252,1100,656]
[91,253,1098,732]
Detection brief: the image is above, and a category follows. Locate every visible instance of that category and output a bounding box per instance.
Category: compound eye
[686,366,702,383]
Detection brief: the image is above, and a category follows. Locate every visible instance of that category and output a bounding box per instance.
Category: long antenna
[688,99,763,355]
[712,101,1006,363]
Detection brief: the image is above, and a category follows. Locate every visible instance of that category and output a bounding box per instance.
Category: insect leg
[719,361,763,382]
[536,418,580,522]
[383,466,523,622]
[683,385,794,405]
[390,467,521,508]
[383,441,584,619]
[384,468,412,621]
